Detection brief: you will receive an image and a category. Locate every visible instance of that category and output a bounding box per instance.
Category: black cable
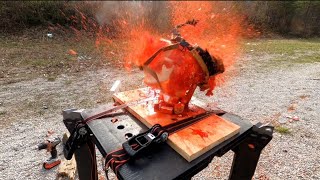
[102,157,110,180]
[105,168,110,180]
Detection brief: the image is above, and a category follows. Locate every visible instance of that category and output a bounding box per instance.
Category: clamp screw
[79,127,87,135]
[160,132,169,142]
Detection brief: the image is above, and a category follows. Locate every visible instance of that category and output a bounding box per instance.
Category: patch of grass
[0,32,106,83]
[0,40,21,48]
[3,79,21,85]
[64,79,73,85]
[271,54,320,64]
[26,102,34,108]
[243,38,320,66]
[0,111,6,115]
[244,39,320,55]
[79,98,95,108]
[25,58,48,67]
[38,110,45,116]
[299,95,310,100]
[47,75,57,82]
[301,55,320,64]
[275,126,291,134]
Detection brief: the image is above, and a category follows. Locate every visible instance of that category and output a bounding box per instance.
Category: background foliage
[0,1,319,37]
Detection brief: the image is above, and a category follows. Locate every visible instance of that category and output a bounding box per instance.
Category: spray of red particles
[48,2,259,113]
[93,2,258,100]
[170,2,246,89]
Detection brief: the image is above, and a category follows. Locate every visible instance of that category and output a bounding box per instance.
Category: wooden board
[113,88,240,162]
[57,133,77,180]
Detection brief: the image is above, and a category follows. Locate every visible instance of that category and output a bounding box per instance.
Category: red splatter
[69,49,78,56]
[92,2,260,103]
[190,128,208,139]
[111,118,118,123]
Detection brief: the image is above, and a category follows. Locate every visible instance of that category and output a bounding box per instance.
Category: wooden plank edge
[167,126,240,162]
[190,127,241,161]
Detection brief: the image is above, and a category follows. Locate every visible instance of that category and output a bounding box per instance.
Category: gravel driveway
[0,51,319,179]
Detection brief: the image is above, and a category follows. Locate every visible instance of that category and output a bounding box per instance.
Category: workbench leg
[75,140,98,180]
[63,109,98,180]
[229,124,273,180]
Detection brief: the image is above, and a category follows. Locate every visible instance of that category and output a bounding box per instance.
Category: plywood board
[57,132,77,180]
[113,88,240,162]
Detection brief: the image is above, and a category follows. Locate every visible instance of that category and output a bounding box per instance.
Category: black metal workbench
[63,102,273,180]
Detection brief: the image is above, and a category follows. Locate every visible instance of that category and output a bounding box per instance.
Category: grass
[0,31,110,84]
[244,38,320,55]
[1,29,319,85]
[243,38,320,67]
[47,75,57,82]
[64,79,73,85]
[38,110,45,116]
[275,126,291,134]
[1,36,97,68]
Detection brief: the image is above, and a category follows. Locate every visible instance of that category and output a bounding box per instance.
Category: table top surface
[84,103,253,180]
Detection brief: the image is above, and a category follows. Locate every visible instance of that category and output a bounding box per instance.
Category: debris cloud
[92,2,257,96]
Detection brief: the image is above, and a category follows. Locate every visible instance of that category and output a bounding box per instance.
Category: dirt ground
[0,37,319,179]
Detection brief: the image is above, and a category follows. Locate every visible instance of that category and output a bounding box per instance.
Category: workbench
[63,100,273,180]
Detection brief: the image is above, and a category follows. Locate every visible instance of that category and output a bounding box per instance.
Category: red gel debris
[111,118,118,123]
[190,128,208,139]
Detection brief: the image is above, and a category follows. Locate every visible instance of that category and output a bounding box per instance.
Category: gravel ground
[194,55,320,180]
[0,52,319,179]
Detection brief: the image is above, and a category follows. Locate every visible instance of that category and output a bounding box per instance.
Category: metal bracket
[63,122,88,160]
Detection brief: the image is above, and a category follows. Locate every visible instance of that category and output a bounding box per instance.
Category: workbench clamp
[64,122,89,160]
[123,124,168,157]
